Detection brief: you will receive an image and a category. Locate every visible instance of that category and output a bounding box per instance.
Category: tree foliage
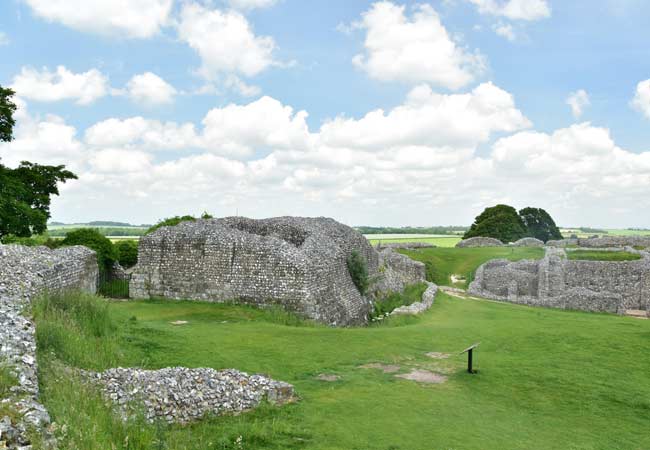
[347,250,369,296]
[519,207,563,242]
[0,84,77,239]
[115,240,139,268]
[463,204,528,243]
[61,228,118,271]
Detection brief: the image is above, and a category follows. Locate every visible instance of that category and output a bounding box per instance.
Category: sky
[1,0,649,228]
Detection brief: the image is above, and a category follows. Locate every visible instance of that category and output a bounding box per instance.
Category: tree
[519,207,562,242]
[61,228,118,271]
[115,240,139,268]
[0,84,77,239]
[0,85,16,143]
[463,204,528,243]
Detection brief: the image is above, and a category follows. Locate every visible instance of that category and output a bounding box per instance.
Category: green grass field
[398,247,545,288]
[566,250,642,261]
[366,235,461,247]
[34,291,650,450]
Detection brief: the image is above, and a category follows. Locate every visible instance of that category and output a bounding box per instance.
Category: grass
[0,364,18,397]
[33,290,650,450]
[371,282,428,318]
[367,236,461,247]
[398,247,545,288]
[566,250,642,261]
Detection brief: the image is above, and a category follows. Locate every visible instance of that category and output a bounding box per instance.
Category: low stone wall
[511,237,545,247]
[85,367,295,424]
[0,244,98,449]
[456,237,504,248]
[547,236,650,248]
[375,242,436,250]
[469,247,650,314]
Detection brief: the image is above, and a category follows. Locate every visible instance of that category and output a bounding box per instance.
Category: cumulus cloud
[493,23,516,41]
[177,2,276,80]
[0,32,9,46]
[469,0,551,21]
[124,72,177,105]
[227,0,278,10]
[631,79,650,119]
[4,85,650,228]
[566,90,590,119]
[11,66,109,105]
[350,1,485,89]
[22,0,173,38]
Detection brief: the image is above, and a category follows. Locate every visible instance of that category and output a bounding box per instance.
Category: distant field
[561,229,650,238]
[365,234,461,247]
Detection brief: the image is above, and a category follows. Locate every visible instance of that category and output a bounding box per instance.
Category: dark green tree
[115,240,139,268]
[463,204,528,243]
[519,207,562,242]
[0,84,77,239]
[61,228,118,271]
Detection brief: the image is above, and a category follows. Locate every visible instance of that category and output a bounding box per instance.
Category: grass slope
[34,292,650,450]
[566,250,642,261]
[399,247,545,288]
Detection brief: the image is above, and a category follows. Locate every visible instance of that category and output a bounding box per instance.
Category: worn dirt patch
[625,310,648,319]
[425,352,451,360]
[316,374,340,382]
[450,274,466,285]
[358,363,401,373]
[170,321,189,326]
[395,370,447,384]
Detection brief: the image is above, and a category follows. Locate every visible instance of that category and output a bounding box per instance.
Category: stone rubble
[391,282,438,315]
[456,237,504,248]
[0,243,98,449]
[85,367,296,424]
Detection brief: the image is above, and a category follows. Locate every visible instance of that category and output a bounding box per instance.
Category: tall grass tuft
[33,290,123,370]
[0,364,18,397]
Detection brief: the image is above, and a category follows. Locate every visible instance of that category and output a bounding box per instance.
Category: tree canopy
[464,204,563,243]
[519,207,563,242]
[463,204,528,242]
[0,84,77,239]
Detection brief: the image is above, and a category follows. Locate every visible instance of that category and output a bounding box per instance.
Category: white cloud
[124,72,177,105]
[0,32,9,46]
[22,0,173,38]
[493,23,516,41]
[177,2,276,80]
[351,1,485,89]
[84,117,200,150]
[11,66,108,105]
[227,0,278,10]
[566,90,590,119]
[631,79,650,119]
[89,148,152,173]
[469,0,551,21]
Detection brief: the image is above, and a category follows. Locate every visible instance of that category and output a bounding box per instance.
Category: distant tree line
[356,226,467,235]
[463,205,563,243]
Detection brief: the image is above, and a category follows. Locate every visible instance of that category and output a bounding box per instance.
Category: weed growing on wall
[347,250,369,295]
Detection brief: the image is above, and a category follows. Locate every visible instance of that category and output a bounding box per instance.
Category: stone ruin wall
[131,217,393,326]
[0,244,98,449]
[547,236,650,248]
[469,247,650,314]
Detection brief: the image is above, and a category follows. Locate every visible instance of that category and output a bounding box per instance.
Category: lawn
[366,235,462,247]
[33,291,650,450]
[399,247,545,288]
[566,250,642,261]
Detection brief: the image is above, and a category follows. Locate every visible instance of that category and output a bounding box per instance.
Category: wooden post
[460,343,480,374]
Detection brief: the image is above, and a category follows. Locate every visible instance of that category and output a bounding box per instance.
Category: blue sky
[1,0,649,227]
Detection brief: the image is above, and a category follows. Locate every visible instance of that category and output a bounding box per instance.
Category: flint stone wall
[373,248,426,294]
[456,237,504,248]
[0,244,98,449]
[469,247,650,314]
[547,236,650,248]
[512,237,545,247]
[131,217,385,326]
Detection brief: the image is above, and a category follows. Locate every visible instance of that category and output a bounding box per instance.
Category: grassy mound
[566,250,642,261]
[399,247,545,288]
[31,290,650,449]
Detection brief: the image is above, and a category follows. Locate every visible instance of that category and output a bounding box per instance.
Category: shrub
[115,239,138,268]
[371,282,428,319]
[145,215,196,235]
[1,233,62,248]
[61,228,117,271]
[347,250,369,296]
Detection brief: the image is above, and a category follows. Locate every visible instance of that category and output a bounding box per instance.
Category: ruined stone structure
[0,244,98,449]
[512,237,545,247]
[374,248,426,295]
[547,236,650,248]
[132,217,423,326]
[469,247,650,314]
[456,237,504,248]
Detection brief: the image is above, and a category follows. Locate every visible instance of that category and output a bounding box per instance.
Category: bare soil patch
[170,321,189,326]
[425,352,451,360]
[395,370,447,384]
[316,374,340,382]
